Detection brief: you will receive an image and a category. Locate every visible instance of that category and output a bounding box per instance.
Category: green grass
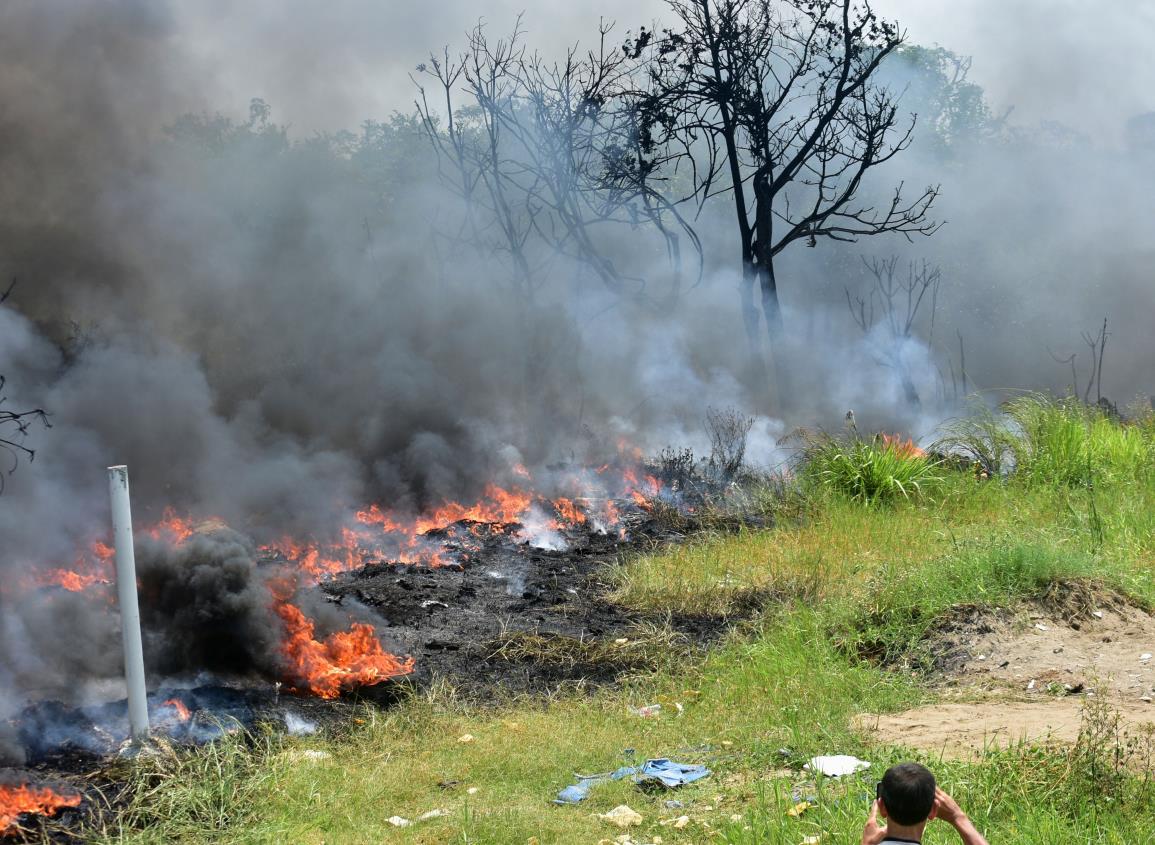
[1006,394,1154,487]
[89,402,1155,844]
[801,432,943,504]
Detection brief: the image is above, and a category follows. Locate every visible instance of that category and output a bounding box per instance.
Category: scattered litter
[1034,623,1049,631]
[801,836,823,844]
[977,654,987,661]
[615,638,630,645]
[599,805,644,828]
[1027,679,1037,690]
[632,704,662,718]
[1093,610,1104,619]
[1141,653,1152,661]
[421,599,449,609]
[804,755,870,777]
[300,749,329,761]
[387,808,447,827]
[458,734,476,743]
[786,800,812,817]
[555,759,711,804]
[467,787,479,795]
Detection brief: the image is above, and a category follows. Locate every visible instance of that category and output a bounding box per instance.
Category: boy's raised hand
[861,799,888,845]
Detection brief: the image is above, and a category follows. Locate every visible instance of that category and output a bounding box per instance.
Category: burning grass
[799,431,942,504]
[80,458,1155,844]
[0,780,81,838]
[23,406,1155,842]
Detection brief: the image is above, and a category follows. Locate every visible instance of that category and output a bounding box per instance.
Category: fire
[144,508,197,544]
[40,568,105,592]
[415,484,534,534]
[162,698,191,722]
[275,600,414,699]
[552,497,587,526]
[879,433,927,459]
[0,782,81,835]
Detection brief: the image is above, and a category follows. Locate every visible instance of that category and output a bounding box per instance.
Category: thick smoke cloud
[1,0,1153,724]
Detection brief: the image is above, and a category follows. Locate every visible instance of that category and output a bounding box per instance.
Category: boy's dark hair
[879,762,936,825]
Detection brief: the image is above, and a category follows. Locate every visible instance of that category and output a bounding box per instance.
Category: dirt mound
[926,585,1155,700]
[857,584,1155,756]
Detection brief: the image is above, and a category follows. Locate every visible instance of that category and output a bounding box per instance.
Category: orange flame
[879,433,927,459]
[144,508,197,544]
[0,782,81,835]
[552,497,587,526]
[162,698,191,722]
[275,600,414,699]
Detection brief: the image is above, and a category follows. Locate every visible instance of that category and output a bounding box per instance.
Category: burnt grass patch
[322,518,759,700]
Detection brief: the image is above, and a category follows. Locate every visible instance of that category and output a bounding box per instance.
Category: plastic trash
[804,755,870,777]
[554,758,711,804]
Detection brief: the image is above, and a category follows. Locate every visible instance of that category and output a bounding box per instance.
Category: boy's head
[878,762,936,825]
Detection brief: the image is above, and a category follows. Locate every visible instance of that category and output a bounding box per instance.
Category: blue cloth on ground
[554,759,710,804]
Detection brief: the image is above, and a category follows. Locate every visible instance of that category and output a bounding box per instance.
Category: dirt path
[856,595,1155,757]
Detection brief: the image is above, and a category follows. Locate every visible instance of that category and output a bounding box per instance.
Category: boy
[861,762,990,845]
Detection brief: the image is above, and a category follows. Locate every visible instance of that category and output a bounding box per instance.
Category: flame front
[274,599,414,699]
[18,444,664,701]
[879,433,927,459]
[162,698,191,722]
[0,783,81,835]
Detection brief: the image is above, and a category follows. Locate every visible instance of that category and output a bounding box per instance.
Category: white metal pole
[108,465,150,742]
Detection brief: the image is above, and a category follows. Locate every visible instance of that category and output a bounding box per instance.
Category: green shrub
[802,434,940,504]
[935,400,1020,478]
[1006,394,1153,487]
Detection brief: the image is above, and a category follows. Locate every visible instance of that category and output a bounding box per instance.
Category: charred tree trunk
[752,168,785,401]
[899,363,921,409]
[738,264,769,392]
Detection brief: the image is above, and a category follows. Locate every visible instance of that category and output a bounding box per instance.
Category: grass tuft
[801,432,942,504]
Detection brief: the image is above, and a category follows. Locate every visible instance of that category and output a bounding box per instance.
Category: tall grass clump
[935,400,1020,478]
[1006,394,1153,486]
[801,432,940,504]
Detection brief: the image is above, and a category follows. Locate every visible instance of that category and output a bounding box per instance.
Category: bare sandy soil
[856,596,1155,757]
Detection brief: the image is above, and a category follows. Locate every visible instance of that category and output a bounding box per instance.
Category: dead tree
[846,255,941,408]
[0,281,50,493]
[630,0,941,387]
[1081,317,1108,406]
[414,20,700,304]
[1047,317,1110,407]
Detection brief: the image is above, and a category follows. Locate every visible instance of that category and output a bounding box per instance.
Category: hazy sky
[171,1,1155,143]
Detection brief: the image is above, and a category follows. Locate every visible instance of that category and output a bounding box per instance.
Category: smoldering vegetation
[1,0,1153,722]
